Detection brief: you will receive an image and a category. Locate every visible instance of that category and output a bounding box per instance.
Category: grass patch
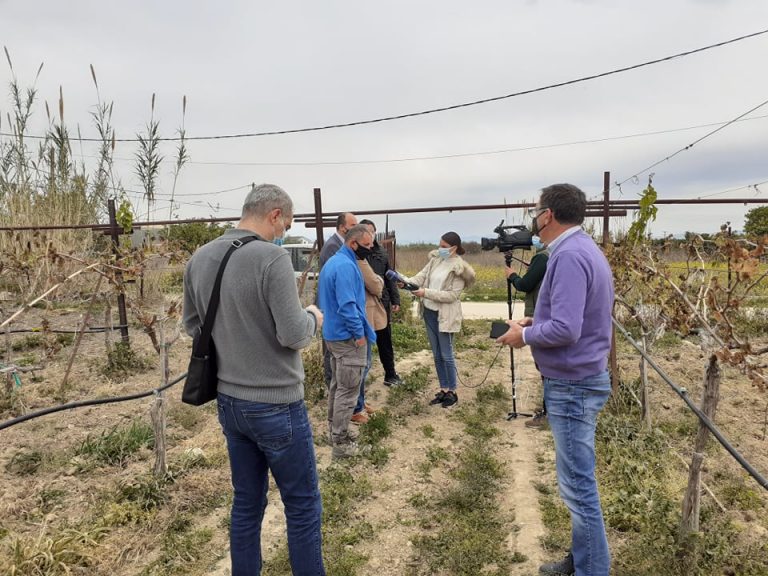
[386,365,431,411]
[391,322,430,355]
[263,466,373,575]
[5,449,46,476]
[75,419,154,467]
[408,394,513,575]
[102,341,152,377]
[2,526,107,576]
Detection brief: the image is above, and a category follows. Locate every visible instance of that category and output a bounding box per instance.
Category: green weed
[76,419,154,467]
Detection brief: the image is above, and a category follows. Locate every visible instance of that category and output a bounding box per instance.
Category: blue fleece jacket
[318,245,377,343]
[526,229,613,380]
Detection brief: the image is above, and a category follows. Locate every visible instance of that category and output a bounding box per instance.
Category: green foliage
[76,420,154,467]
[162,221,230,254]
[391,321,430,355]
[302,343,326,404]
[626,181,658,246]
[11,334,43,351]
[386,366,431,409]
[102,341,152,377]
[116,200,134,234]
[743,205,768,238]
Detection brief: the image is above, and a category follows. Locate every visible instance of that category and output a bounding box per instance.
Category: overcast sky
[1,0,767,243]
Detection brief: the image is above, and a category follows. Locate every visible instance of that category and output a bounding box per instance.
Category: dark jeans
[423,308,457,390]
[217,394,325,576]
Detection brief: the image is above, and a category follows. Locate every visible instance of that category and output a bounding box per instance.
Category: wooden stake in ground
[680,354,721,537]
[151,320,168,477]
[59,275,104,394]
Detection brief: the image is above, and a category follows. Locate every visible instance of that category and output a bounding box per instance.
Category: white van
[282,240,317,278]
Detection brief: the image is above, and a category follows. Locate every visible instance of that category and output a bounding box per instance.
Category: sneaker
[428,391,447,405]
[525,410,548,429]
[332,441,359,460]
[384,375,404,387]
[350,411,369,425]
[539,552,574,575]
[363,403,376,415]
[441,391,458,408]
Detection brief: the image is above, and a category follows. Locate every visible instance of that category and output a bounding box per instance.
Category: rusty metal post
[603,172,619,392]
[313,188,324,252]
[107,199,130,343]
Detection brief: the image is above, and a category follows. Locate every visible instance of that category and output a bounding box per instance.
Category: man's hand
[517,316,533,327]
[505,265,517,279]
[496,319,527,348]
[306,305,324,331]
[391,304,400,313]
[355,336,367,348]
[412,288,425,298]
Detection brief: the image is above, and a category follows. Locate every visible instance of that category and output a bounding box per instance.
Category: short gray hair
[345,224,372,245]
[242,183,293,218]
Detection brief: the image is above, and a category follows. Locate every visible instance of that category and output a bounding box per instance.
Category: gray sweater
[183,229,317,404]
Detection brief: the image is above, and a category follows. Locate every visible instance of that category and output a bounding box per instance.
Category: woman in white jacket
[405,232,475,408]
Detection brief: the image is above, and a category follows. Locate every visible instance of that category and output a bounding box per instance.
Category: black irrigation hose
[5,325,129,335]
[613,318,768,491]
[0,372,187,432]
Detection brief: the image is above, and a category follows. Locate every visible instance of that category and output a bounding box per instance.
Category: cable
[616,97,768,189]
[695,179,767,199]
[0,372,187,432]
[66,113,768,169]
[2,29,767,143]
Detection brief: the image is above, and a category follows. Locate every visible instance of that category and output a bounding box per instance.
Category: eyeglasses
[527,206,549,218]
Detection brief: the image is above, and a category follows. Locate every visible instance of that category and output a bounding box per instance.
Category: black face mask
[531,212,549,236]
[354,245,372,260]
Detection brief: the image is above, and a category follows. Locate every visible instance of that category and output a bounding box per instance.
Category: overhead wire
[614,96,768,190]
[1,28,767,143]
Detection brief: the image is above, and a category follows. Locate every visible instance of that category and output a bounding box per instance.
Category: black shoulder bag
[182,236,260,405]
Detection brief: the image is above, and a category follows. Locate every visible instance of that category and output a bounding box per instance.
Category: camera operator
[497,183,614,576]
[505,240,549,428]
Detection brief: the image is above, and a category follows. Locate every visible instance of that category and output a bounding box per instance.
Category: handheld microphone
[385,269,420,291]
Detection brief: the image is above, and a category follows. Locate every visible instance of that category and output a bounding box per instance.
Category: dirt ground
[1,302,766,575]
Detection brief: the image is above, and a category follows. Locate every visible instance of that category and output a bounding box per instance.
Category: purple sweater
[525,230,614,380]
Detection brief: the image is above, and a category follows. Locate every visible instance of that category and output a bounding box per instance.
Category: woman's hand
[412,288,425,298]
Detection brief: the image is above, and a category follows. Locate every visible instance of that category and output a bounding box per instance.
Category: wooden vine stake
[680,354,721,540]
[151,319,168,477]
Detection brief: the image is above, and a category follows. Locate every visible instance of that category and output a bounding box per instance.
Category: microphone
[385,269,420,291]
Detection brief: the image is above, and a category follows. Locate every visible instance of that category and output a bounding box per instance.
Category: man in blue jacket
[498,183,614,576]
[317,224,377,459]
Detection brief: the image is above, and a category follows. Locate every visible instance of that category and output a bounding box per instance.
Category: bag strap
[195,235,261,355]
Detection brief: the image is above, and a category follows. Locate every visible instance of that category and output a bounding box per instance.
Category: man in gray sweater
[183,183,326,576]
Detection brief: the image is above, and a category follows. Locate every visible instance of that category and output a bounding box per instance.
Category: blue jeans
[544,372,611,576]
[423,308,457,391]
[216,394,325,576]
[354,340,373,414]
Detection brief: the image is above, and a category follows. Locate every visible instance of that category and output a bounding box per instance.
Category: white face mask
[273,214,290,242]
[437,247,452,260]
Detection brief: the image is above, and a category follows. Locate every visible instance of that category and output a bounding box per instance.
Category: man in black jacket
[360,219,404,387]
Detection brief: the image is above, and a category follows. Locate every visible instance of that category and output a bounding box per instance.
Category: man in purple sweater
[498,183,613,576]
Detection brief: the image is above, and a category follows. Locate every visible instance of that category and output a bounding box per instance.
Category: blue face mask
[531,235,545,250]
[437,247,451,260]
[273,237,284,246]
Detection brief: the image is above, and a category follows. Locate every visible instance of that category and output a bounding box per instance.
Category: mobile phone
[489,321,509,339]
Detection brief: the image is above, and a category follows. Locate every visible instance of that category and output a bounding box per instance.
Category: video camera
[480,220,533,252]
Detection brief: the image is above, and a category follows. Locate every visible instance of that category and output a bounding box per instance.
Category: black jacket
[367,240,400,309]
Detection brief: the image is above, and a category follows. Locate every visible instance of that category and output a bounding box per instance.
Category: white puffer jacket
[406,251,476,333]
